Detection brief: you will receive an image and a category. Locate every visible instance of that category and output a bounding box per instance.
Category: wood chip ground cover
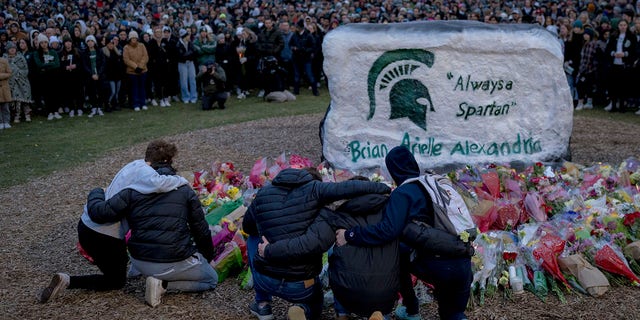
[1,114,640,319]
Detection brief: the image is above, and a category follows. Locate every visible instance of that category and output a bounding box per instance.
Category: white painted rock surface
[321,21,573,171]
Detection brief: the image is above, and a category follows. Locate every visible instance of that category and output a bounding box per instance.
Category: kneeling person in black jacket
[242,168,391,320]
[87,140,218,308]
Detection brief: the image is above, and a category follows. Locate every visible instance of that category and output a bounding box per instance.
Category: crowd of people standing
[1,0,640,129]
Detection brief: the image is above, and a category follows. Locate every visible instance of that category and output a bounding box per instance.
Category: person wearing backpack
[336,145,474,320]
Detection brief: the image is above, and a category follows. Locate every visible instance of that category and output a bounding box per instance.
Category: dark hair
[349,175,370,181]
[303,167,322,181]
[144,140,178,168]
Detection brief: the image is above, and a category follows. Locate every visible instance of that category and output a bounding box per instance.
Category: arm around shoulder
[86,188,129,223]
[264,209,335,261]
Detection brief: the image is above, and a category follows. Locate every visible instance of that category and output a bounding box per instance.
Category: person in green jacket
[193,25,216,98]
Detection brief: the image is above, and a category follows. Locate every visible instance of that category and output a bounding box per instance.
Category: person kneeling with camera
[197,63,229,110]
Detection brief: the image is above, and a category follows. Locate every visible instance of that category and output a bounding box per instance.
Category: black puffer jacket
[87,167,214,263]
[329,194,399,316]
[242,168,391,281]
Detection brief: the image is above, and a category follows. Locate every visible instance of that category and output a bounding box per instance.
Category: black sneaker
[249,301,274,320]
[38,273,70,303]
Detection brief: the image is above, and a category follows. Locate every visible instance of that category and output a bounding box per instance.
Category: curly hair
[144,140,178,167]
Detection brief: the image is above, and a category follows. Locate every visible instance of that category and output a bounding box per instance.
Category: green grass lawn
[0,92,330,188]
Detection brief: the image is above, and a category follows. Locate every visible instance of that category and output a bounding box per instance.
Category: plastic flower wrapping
[188,153,640,303]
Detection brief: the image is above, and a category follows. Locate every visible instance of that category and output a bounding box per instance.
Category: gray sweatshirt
[80,159,189,238]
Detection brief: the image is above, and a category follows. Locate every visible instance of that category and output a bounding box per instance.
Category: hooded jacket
[80,159,188,239]
[87,166,213,263]
[242,168,390,281]
[345,146,472,258]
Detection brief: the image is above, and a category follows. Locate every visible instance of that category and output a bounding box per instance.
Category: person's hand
[615,52,625,58]
[92,74,99,81]
[258,236,269,257]
[239,57,247,64]
[200,65,207,73]
[335,229,347,247]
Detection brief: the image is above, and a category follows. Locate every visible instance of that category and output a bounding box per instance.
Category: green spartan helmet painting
[367,49,435,131]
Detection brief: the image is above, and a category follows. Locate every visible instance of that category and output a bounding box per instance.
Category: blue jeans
[128,73,147,108]
[293,59,317,95]
[566,74,578,101]
[108,80,121,105]
[178,61,197,102]
[247,235,323,320]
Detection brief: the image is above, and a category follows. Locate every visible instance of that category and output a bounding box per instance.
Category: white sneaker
[4,123,10,129]
[145,276,166,308]
[575,101,584,110]
[97,108,104,116]
[134,107,140,112]
[88,108,97,118]
[287,305,305,320]
[585,99,593,109]
[38,273,70,303]
[63,107,70,113]
[14,117,20,123]
[151,99,158,106]
[25,115,31,122]
[47,113,54,120]
[159,100,166,107]
[142,105,148,110]
[57,107,64,113]
[77,109,83,116]
[635,109,640,115]
[604,102,613,111]
[53,112,62,119]
[257,90,265,98]
[69,110,75,117]
[163,98,171,107]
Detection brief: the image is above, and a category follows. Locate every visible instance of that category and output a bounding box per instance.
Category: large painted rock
[321,21,573,171]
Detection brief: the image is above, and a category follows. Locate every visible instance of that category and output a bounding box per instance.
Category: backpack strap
[403,174,459,236]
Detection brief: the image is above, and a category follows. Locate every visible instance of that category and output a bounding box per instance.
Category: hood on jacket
[55,13,66,26]
[271,168,314,188]
[385,146,420,185]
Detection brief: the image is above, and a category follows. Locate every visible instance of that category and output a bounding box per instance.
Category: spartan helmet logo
[367,49,435,131]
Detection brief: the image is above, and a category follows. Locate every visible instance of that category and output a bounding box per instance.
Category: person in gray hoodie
[38,140,189,303]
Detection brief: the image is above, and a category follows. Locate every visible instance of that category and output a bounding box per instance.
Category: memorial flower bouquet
[470,233,500,306]
[594,242,640,286]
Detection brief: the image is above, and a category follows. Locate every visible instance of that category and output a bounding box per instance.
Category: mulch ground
[1,113,640,320]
